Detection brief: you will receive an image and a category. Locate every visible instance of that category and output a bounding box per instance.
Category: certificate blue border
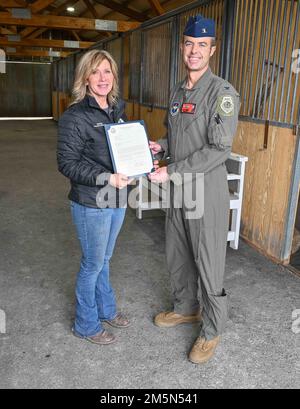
[104,120,154,178]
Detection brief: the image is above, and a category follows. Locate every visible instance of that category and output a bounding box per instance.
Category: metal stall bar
[230,0,240,88]
[290,56,300,125]
[267,1,283,121]
[239,0,252,109]
[284,2,300,123]
[291,3,300,127]
[272,0,288,122]
[278,0,294,122]
[244,0,259,115]
[129,31,141,102]
[169,14,180,91]
[140,29,145,106]
[255,0,272,119]
[220,0,236,81]
[261,0,276,120]
[235,0,247,95]
[246,0,259,115]
[252,1,267,119]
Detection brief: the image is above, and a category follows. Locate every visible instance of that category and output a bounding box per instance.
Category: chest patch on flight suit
[217,95,234,116]
[181,103,196,114]
[170,102,180,116]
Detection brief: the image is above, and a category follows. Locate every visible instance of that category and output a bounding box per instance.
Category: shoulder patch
[217,95,235,117]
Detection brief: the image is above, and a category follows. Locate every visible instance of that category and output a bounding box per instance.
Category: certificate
[104,120,154,178]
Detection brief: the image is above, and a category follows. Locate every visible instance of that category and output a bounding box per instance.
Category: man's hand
[148,166,170,183]
[149,141,163,156]
[109,173,133,189]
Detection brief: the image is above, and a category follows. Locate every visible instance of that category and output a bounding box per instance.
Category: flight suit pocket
[208,121,232,149]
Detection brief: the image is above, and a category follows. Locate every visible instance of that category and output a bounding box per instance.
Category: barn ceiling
[0,0,189,61]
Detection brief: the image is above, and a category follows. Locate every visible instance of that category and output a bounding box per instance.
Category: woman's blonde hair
[71,49,119,106]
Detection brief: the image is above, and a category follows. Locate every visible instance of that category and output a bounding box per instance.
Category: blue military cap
[183,15,216,38]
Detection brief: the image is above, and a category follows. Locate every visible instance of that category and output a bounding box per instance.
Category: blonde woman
[57,50,131,345]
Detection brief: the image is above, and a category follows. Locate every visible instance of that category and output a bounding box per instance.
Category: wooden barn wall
[232,122,297,263]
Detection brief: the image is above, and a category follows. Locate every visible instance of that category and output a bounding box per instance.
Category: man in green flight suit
[149,15,240,364]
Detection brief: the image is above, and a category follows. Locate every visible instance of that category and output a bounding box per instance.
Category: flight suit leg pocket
[202,290,228,339]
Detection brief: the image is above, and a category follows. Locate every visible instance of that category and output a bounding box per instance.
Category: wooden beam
[76,0,135,41]
[93,0,148,22]
[71,30,81,41]
[78,0,110,38]
[73,0,112,40]
[0,27,17,35]
[0,24,18,35]
[82,0,100,19]
[87,0,181,41]
[0,0,27,7]
[14,0,27,6]
[0,37,94,49]
[47,0,80,15]
[5,48,71,57]
[30,0,57,14]
[27,28,46,39]
[20,0,79,38]
[0,12,140,32]
[148,0,165,16]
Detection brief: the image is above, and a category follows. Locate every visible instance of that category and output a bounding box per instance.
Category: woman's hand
[153,159,159,171]
[149,141,163,156]
[109,173,133,189]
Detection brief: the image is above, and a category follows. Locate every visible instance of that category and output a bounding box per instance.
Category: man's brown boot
[154,311,202,328]
[188,336,220,364]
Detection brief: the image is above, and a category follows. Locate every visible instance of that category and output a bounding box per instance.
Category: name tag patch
[181,103,196,114]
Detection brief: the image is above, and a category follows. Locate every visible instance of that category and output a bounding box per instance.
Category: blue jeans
[70,201,126,337]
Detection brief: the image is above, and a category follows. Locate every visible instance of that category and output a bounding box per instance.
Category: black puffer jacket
[57,95,127,208]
